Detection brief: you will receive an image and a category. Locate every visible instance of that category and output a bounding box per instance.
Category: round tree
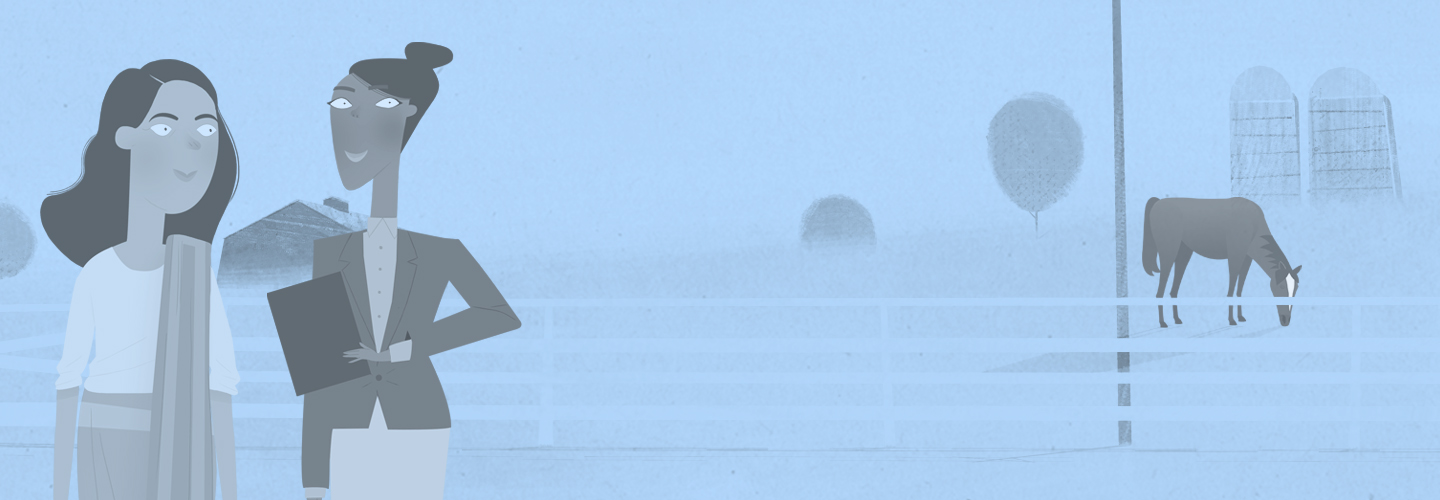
[801,195,876,249]
[0,202,35,279]
[987,93,1084,232]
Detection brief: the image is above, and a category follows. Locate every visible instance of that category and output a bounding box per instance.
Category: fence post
[881,305,894,448]
[539,305,554,446]
[1113,0,1133,447]
[1348,305,1361,449]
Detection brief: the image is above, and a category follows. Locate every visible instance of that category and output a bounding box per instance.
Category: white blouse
[55,247,240,395]
[363,217,411,364]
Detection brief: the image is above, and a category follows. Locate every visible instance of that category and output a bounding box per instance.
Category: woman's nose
[186,135,201,150]
[351,108,361,118]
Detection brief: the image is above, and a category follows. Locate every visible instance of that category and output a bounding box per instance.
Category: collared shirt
[364,217,399,352]
[56,247,240,395]
[362,217,411,432]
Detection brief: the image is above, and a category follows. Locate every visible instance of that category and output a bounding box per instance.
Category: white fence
[3,296,1439,450]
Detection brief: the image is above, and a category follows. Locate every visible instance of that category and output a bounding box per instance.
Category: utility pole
[1113,0,1132,446]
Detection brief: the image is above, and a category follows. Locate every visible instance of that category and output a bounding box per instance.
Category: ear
[402,103,418,118]
[114,126,137,150]
[1292,265,1301,276]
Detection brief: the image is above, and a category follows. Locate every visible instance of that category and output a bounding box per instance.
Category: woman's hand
[212,390,238,500]
[54,387,80,500]
[342,342,391,363]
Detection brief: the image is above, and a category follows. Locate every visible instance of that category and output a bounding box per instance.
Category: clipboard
[267,271,372,396]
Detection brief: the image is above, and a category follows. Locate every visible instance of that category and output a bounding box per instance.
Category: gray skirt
[76,392,214,500]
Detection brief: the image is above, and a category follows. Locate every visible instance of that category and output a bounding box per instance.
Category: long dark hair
[350,42,453,148]
[41,60,239,267]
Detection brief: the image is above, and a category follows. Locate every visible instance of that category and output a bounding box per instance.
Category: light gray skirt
[76,392,214,500]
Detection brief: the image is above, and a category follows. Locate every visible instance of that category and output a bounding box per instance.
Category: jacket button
[375,375,382,381]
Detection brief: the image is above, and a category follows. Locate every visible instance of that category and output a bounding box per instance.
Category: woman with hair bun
[295,42,522,500]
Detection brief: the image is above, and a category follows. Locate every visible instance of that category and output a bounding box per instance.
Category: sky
[0,0,1436,277]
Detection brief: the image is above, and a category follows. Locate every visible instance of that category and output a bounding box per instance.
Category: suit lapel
[336,231,376,351]
[380,229,419,351]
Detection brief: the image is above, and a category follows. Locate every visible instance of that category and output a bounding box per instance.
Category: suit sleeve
[412,238,521,358]
[301,235,344,491]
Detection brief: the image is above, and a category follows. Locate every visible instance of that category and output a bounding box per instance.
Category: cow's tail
[1142,197,1160,276]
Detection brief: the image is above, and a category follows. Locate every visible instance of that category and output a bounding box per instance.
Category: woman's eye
[376,98,400,109]
[150,124,172,136]
[329,98,353,109]
[197,124,217,137]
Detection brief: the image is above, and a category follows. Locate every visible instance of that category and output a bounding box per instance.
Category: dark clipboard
[267,271,371,396]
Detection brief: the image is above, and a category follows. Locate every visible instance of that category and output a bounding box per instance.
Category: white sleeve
[208,272,240,395]
[55,269,94,391]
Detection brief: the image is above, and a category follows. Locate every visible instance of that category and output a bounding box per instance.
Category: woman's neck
[370,158,399,218]
[114,195,167,272]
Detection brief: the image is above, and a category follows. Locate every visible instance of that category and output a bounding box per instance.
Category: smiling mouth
[345,150,368,163]
[173,169,197,182]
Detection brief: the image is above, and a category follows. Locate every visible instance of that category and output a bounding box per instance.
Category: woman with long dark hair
[42,59,240,500]
[297,42,521,500]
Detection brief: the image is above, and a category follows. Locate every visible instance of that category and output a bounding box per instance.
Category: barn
[217,197,364,288]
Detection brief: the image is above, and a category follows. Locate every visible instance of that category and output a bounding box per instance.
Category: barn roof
[224,200,365,242]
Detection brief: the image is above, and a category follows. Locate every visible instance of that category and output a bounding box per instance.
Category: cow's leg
[1169,247,1193,325]
[1235,258,1250,322]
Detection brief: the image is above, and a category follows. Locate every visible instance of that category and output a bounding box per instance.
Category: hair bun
[405,42,453,70]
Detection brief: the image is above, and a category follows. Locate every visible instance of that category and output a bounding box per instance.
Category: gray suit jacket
[301,228,521,488]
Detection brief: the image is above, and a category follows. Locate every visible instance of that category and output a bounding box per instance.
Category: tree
[986,93,1084,233]
[800,195,876,250]
[0,202,36,279]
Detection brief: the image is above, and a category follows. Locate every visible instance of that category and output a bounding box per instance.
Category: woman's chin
[337,172,371,191]
[151,198,203,216]
[339,178,368,191]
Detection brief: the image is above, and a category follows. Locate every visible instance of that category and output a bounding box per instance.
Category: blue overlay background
[2,1,1439,498]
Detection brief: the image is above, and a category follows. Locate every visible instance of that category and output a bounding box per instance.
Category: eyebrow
[196,114,217,121]
[149,113,179,121]
[341,78,396,98]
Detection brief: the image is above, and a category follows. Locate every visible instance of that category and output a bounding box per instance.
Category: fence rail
[7,295,1440,312]
[2,297,1438,448]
